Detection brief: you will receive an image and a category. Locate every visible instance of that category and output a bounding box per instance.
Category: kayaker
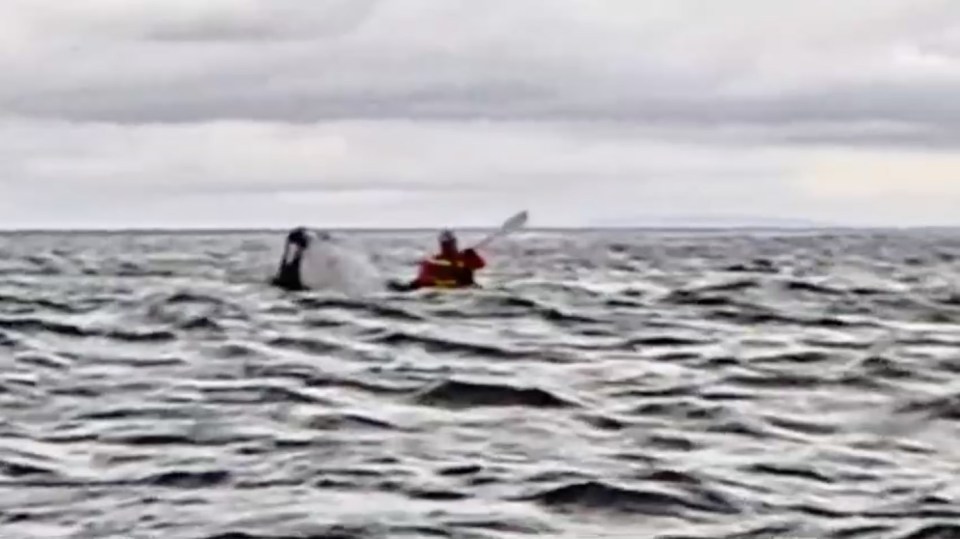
[404,229,486,290]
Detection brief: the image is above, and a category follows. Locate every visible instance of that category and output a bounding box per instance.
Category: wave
[414,379,576,409]
[522,478,741,516]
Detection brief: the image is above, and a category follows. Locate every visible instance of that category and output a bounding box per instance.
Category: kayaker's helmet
[438,229,457,250]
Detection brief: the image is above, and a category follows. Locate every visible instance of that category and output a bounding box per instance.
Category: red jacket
[412,248,486,288]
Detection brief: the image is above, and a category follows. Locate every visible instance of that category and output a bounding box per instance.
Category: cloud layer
[2,0,960,228]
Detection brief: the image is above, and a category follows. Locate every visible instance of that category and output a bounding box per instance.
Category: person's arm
[462,248,486,270]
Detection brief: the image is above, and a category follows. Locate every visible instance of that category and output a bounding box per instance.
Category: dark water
[1,228,959,539]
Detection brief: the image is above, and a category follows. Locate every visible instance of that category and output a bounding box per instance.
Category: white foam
[296,230,385,296]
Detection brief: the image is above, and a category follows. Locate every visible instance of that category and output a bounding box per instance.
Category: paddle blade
[501,210,529,232]
[472,210,528,249]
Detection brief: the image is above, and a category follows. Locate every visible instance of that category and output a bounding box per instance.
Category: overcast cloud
[1,0,960,228]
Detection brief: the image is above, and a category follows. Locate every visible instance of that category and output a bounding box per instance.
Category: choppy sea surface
[1,228,959,539]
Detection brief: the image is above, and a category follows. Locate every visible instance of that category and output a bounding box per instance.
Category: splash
[297,231,385,296]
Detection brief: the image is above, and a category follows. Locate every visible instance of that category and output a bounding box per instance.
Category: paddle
[470,210,529,250]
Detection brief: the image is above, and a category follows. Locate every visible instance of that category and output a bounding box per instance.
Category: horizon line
[1,224,959,234]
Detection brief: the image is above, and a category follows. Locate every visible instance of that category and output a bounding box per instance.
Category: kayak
[386,279,417,292]
[385,279,481,292]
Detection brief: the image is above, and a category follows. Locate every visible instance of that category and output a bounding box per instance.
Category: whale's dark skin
[271,227,310,291]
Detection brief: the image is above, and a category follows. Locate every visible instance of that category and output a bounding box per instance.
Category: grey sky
[2,0,959,228]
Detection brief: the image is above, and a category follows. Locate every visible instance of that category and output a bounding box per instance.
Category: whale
[270,227,382,295]
[271,227,312,291]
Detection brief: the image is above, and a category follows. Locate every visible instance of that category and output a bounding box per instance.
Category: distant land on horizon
[586,214,835,229]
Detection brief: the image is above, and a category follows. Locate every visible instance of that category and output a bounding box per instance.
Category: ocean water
[0,228,959,539]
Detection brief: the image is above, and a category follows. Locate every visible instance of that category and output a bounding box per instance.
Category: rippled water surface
[1,228,959,539]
